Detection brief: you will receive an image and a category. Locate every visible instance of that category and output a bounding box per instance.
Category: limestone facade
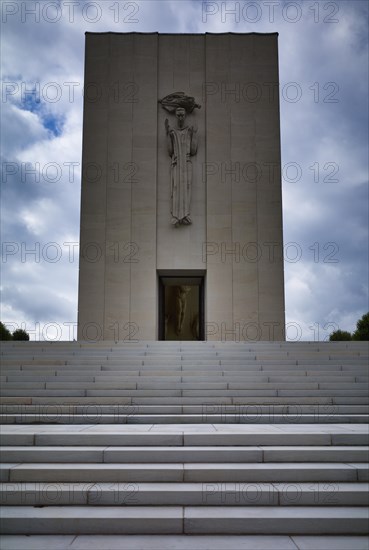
[78,33,285,341]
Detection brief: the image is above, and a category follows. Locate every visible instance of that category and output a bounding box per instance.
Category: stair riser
[4,470,361,484]
[3,375,368,384]
[1,414,369,425]
[3,390,367,398]
[2,398,369,405]
[2,509,368,535]
[2,447,368,464]
[3,383,368,391]
[2,405,368,414]
[6,433,367,446]
[1,483,368,507]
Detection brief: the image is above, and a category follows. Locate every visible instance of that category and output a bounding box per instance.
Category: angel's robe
[167,125,198,225]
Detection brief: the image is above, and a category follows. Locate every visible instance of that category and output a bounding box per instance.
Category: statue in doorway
[159,93,200,227]
[174,285,192,336]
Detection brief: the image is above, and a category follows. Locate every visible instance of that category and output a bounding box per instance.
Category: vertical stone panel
[130,34,158,340]
[205,34,233,340]
[103,34,134,340]
[78,34,110,341]
[254,35,285,340]
[229,34,259,337]
[157,35,206,271]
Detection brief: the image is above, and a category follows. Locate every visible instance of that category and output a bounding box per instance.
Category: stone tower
[78,32,285,341]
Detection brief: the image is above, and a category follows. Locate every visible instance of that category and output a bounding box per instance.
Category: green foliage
[0,322,12,341]
[352,312,369,341]
[0,323,30,341]
[329,329,352,341]
[12,329,30,341]
[329,312,369,341]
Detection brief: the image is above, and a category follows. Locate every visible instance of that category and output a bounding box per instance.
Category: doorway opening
[158,275,205,340]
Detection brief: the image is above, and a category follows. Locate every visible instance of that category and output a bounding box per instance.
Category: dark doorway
[159,276,205,340]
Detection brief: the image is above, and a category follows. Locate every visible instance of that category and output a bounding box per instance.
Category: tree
[329,329,352,341]
[12,329,30,341]
[352,312,369,341]
[0,324,30,341]
[0,322,12,341]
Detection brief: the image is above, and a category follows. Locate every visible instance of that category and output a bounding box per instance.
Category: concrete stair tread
[1,535,369,550]
[1,422,367,431]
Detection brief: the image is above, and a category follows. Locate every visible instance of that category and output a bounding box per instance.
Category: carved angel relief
[158,93,201,227]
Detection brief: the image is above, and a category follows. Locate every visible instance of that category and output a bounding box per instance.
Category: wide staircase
[0,340,368,549]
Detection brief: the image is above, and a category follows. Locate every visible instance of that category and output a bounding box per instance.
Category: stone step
[15,356,345,362]
[3,374,368,383]
[1,414,368,424]
[46,354,369,359]
[3,377,368,389]
[1,505,368,534]
[3,382,368,392]
[5,350,366,357]
[1,445,368,464]
[1,534,369,550]
[2,363,367,372]
[1,390,368,400]
[3,346,366,352]
[8,352,350,358]
[3,362,368,370]
[0,396,369,412]
[2,462,367,483]
[1,369,366,378]
[3,362,367,369]
[3,378,360,386]
[1,424,367,447]
[2,404,368,415]
[3,369,368,380]
[0,395,337,404]
[3,339,366,345]
[1,481,368,507]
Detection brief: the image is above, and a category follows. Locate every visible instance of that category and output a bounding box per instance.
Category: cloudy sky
[1,0,368,341]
